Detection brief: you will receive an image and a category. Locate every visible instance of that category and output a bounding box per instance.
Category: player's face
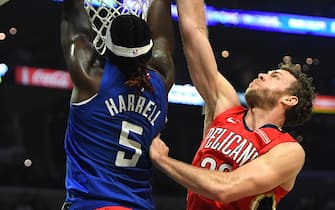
[245,69,297,109]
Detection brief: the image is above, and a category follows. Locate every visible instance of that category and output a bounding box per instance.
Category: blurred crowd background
[0,0,335,209]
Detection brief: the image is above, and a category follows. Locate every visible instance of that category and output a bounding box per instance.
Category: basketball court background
[0,0,335,209]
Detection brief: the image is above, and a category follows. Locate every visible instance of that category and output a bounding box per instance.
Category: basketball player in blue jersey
[60,0,175,209]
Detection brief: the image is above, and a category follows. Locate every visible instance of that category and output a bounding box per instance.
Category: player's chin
[246,84,259,93]
[245,87,253,94]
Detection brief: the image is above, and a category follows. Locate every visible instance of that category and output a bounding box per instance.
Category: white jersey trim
[72,94,98,106]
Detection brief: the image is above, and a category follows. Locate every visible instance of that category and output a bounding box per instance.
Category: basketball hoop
[84,0,153,55]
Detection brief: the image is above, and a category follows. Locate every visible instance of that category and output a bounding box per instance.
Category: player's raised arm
[147,0,175,92]
[176,0,240,118]
[61,0,98,90]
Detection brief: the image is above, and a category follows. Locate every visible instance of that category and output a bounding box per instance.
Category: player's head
[245,61,316,127]
[279,63,316,127]
[105,14,154,92]
[106,14,153,59]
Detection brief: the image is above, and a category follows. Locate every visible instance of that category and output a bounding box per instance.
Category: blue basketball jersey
[64,59,168,210]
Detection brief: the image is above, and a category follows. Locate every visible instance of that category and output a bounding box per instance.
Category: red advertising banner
[313,95,335,114]
[15,66,73,90]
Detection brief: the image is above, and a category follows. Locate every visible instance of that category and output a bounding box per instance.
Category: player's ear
[281,95,298,107]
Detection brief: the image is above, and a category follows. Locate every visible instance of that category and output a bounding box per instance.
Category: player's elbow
[208,189,246,204]
[216,190,239,204]
[204,183,237,204]
[210,177,260,204]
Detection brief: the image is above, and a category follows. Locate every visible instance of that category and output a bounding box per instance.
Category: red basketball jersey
[187,106,297,210]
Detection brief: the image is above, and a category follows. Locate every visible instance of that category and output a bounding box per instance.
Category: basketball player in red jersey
[149,0,316,209]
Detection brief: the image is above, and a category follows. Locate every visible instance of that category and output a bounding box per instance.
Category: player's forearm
[153,155,234,203]
[62,0,83,19]
[175,0,225,107]
[62,0,93,38]
[147,0,175,90]
[176,0,207,31]
[176,0,208,43]
[148,0,174,50]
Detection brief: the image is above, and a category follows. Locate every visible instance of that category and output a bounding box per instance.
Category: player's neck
[245,106,285,130]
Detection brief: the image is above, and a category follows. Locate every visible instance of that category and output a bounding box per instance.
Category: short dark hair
[279,63,317,127]
[108,15,153,93]
[109,14,152,49]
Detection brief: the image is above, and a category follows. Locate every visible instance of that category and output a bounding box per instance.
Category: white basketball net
[84,0,152,55]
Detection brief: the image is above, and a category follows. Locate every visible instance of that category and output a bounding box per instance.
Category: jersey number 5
[116,121,143,167]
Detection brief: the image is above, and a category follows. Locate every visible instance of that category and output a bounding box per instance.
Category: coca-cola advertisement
[15,66,73,90]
